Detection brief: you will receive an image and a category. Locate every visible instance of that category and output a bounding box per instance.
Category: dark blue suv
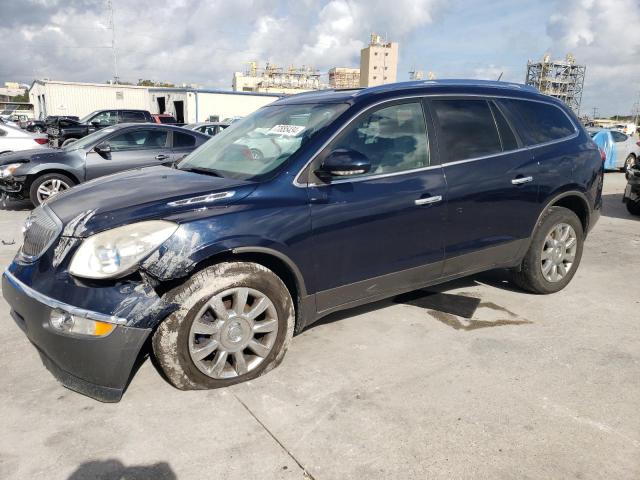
[2,80,603,401]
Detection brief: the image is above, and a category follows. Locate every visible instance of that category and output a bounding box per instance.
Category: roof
[274,79,544,105]
[31,79,150,90]
[147,87,283,98]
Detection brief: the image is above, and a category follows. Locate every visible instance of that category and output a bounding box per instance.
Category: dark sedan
[0,123,209,206]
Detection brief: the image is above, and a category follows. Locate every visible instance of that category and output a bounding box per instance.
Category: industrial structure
[28,79,280,123]
[328,67,360,89]
[233,62,326,94]
[360,33,398,87]
[525,53,586,113]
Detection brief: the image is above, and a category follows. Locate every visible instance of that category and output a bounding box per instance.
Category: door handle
[415,195,443,206]
[511,176,533,185]
[155,154,169,160]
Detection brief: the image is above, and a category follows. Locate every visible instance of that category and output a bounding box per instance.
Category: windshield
[62,127,118,151]
[78,111,99,124]
[178,102,349,180]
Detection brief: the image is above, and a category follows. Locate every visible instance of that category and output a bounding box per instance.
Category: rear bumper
[2,270,151,402]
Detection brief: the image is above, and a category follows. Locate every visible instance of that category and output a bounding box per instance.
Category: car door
[306,99,447,312]
[84,128,171,180]
[168,130,200,162]
[119,110,149,124]
[428,97,540,275]
[87,111,118,134]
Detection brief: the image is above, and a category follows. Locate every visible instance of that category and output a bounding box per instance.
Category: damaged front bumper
[2,268,171,402]
[0,177,27,199]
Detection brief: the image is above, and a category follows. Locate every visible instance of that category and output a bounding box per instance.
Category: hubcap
[37,179,69,203]
[188,287,278,379]
[541,222,577,283]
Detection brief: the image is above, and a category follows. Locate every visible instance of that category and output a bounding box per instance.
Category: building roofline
[148,87,283,98]
[30,79,152,90]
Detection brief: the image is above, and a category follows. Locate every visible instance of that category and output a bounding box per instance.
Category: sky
[1,0,639,117]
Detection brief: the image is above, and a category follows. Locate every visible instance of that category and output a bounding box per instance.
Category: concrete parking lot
[0,173,638,480]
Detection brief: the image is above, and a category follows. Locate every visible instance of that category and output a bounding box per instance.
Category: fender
[530,189,590,238]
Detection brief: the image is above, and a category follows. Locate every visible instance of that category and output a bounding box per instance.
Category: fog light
[49,309,115,337]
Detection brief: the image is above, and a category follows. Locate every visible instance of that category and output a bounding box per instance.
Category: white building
[29,80,151,119]
[149,88,281,123]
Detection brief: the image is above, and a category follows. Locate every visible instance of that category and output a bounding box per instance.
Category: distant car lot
[0,172,638,479]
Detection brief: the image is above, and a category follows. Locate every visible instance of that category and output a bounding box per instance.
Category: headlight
[69,220,178,279]
[0,163,23,178]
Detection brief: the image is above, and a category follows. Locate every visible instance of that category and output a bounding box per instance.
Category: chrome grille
[21,206,62,260]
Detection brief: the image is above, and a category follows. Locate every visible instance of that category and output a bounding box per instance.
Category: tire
[626,200,640,216]
[29,173,75,206]
[61,138,78,147]
[152,262,295,390]
[623,154,636,179]
[33,126,44,133]
[511,206,584,294]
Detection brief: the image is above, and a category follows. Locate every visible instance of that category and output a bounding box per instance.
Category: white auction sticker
[267,124,305,136]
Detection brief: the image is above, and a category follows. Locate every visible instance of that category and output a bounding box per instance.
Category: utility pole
[107,0,119,84]
[592,107,599,120]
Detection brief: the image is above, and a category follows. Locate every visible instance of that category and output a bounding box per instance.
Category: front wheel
[511,206,584,294]
[152,262,295,390]
[626,200,640,216]
[29,173,75,206]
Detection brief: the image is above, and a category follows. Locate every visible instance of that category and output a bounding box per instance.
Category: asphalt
[0,172,638,479]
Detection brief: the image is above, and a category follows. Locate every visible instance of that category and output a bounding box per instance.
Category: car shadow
[601,193,639,221]
[301,269,525,333]
[0,197,32,211]
[67,459,176,480]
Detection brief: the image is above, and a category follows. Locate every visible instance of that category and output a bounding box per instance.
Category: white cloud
[546,0,640,116]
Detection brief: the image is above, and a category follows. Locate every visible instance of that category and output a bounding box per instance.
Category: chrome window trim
[293,93,579,188]
[3,270,127,325]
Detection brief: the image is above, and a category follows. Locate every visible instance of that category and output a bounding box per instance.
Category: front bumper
[2,270,151,402]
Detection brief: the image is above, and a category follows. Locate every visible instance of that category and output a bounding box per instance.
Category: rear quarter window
[499,99,575,146]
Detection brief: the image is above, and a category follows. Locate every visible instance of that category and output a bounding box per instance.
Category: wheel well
[551,195,589,232]
[31,169,80,185]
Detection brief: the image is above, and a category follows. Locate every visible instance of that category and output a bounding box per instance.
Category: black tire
[152,262,295,390]
[61,138,78,147]
[29,172,75,206]
[626,200,640,216]
[623,154,636,178]
[510,206,584,294]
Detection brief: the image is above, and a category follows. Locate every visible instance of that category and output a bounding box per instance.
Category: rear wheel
[511,206,584,294]
[624,154,636,179]
[29,173,75,206]
[152,262,295,390]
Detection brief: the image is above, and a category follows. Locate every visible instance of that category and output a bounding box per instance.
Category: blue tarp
[592,130,616,169]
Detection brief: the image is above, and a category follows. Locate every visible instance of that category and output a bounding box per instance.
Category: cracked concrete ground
[0,173,638,479]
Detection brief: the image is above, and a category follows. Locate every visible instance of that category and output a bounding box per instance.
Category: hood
[47,165,256,236]
[0,148,64,165]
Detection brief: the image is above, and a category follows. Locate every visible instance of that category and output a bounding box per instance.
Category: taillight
[34,138,48,145]
[599,148,606,162]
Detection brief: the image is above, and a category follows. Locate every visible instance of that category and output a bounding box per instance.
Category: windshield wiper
[180,166,225,178]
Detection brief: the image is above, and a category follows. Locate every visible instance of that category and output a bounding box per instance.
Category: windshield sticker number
[267,124,305,136]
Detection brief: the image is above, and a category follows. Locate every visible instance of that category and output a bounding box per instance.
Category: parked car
[0,117,20,129]
[47,109,153,147]
[622,159,640,215]
[24,116,80,134]
[588,128,640,172]
[185,121,230,136]
[0,124,48,154]
[1,80,603,402]
[151,114,180,125]
[0,123,207,206]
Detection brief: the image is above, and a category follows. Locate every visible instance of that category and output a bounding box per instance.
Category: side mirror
[315,149,371,181]
[94,142,111,155]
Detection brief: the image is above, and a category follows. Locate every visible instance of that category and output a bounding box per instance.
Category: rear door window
[499,99,575,145]
[120,111,147,123]
[431,99,502,162]
[611,131,628,143]
[173,131,197,148]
